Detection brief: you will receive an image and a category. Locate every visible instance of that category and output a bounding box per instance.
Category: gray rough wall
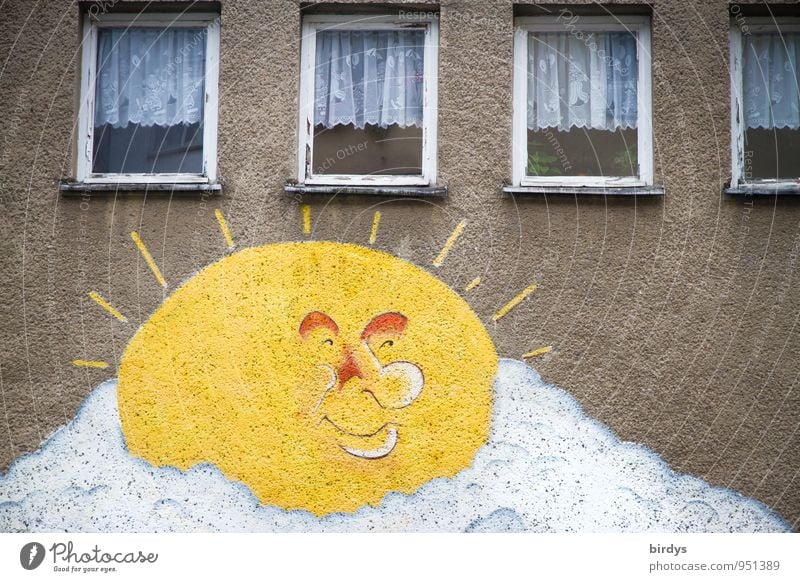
[0,0,798,528]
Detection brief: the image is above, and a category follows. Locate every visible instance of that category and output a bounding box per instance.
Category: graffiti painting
[0,240,789,532]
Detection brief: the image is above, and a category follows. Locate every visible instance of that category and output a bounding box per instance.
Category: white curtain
[742,33,800,130]
[94,27,206,129]
[528,32,638,131]
[314,30,425,129]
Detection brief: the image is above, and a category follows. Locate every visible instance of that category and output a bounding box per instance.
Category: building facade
[1,0,799,527]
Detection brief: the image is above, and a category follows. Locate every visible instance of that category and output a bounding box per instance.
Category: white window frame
[730,17,800,188]
[77,12,220,184]
[512,15,653,188]
[297,14,439,187]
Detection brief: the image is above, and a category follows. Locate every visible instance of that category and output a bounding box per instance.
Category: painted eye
[322,339,334,346]
[380,340,394,349]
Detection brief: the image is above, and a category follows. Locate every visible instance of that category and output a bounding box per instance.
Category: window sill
[284,183,448,197]
[723,182,800,196]
[503,185,665,197]
[59,180,222,193]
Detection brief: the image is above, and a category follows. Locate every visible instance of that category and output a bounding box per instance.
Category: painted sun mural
[118,241,496,515]
[0,207,790,532]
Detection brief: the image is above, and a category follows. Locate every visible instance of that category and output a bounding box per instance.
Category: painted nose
[337,350,364,389]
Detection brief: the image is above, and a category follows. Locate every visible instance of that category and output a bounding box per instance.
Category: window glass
[741,32,800,180]
[93,27,206,174]
[312,29,424,176]
[526,31,639,178]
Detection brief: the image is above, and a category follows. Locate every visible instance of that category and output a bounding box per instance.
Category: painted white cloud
[0,359,790,532]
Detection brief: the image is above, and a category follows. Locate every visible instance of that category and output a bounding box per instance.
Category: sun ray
[433,220,467,267]
[131,231,167,288]
[522,346,552,359]
[369,211,381,245]
[302,204,311,235]
[492,283,537,322]
[71,360,109,369]
[88,291,127,322]
[214,208,235,249]
[464,277,481,291]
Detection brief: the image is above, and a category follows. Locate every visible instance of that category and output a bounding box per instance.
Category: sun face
[117,241,498,515]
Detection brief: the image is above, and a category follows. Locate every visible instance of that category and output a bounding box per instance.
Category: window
[730,18,800,187]
[297,14,438,187]
[512,16,653,188]
[77,12,220,184]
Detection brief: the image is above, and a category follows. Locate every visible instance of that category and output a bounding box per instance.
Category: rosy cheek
[378,362,424,408]
[294,364,335,411]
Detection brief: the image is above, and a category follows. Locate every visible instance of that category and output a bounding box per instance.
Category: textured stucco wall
[0,0,798,528]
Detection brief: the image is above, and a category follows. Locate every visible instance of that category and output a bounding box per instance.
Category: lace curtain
[743,33,800,130]
[528,32,638,131]
[314,30,425,129]
[94,27,206,129]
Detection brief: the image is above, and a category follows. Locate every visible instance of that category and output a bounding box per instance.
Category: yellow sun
[117,241,498,515]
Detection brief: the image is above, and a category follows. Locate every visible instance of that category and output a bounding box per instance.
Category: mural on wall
[118,241,496,516]
[0,210,791,531]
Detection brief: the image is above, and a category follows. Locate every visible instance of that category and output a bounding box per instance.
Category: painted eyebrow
[361,312,408,341]
[299,311,339,340]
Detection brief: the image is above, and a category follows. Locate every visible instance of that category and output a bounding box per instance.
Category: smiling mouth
[321,416,398,459]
